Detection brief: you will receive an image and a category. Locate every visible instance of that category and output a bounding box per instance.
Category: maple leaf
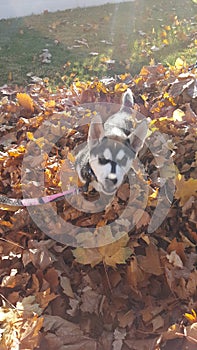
[99,234,132,268]
[72,247,102,267]
[175,174,197,206]
[73,233,132,268]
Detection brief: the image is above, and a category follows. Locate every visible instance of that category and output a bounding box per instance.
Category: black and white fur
[75,89,148,195]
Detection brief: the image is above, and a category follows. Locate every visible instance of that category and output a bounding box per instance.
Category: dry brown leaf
[60,275,74,298]
[138,242,163,276]
[133,209,150,229]
[117,309,135,328]
[127,256,145,293]
[80,286,102,314]
[167,237,186,263]
[44,267,59,291]
[152,314,164,332]
[36,288,57,309]
[43,315,84,344]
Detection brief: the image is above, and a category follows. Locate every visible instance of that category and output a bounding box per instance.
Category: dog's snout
[111,178,117,185]
[107,174,118,185]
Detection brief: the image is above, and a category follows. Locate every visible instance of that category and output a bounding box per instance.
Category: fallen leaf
[17,92,34,112]
[138,242,163,276]
[80,286,102,314]
[73,234,132,268]
[175,175,197,206]
[166,250,184,268]
[60,275,74,298]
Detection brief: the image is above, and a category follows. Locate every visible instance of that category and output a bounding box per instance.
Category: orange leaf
[17,93,34,112]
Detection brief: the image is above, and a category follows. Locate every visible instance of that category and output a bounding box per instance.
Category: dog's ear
[128,119,148,154]
[88,114,105,149]
[120,88,134,111]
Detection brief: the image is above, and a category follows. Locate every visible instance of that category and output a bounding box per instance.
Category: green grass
[0,0,196,86]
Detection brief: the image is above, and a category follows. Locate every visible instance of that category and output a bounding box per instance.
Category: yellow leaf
[17,93,34,112]
[8,145,26,157]
[169,96,177,106]
[73,247,102,267]
[27,132,35,141]
[184,309,197,323]
[175,175,197,206]
[163,92,170,99]
[140,93,148,101]
[148,187,159,205]
[118,73,131,81]
[163,39,169,45]
[27,133,45,149]
[114,83,128,92]
[44,100,56,108]
[174,57,185,70]
[134,76,143,84]
[103,246,132,268]
[99,234,132,268]
[73,233,132,268]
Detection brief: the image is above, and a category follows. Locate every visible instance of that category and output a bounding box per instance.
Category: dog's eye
[98,157,109,165]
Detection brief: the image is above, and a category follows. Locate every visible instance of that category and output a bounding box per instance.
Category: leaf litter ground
[0,61,196,349]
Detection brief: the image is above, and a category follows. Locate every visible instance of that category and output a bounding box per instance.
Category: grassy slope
[0,0,196,86]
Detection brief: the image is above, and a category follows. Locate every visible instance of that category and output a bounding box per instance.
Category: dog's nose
[107,174,117,185]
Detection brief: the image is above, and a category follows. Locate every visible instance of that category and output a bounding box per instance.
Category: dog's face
[89,136,136,195]
[88,105,148,195]
[75,89,148,195]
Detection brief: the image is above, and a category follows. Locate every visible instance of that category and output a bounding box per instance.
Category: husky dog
[75,89,148,195]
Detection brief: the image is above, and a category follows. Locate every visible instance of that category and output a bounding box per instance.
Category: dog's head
[87,90,148,195]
